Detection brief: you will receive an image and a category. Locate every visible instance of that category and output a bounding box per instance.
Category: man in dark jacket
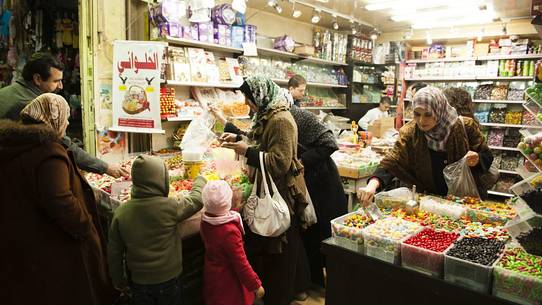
[0,52,127,177]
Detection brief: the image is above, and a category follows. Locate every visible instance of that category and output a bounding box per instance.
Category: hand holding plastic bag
[443,156,480,198]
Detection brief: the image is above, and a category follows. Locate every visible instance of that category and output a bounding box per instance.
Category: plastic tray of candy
[420,196,467,220]
[401,237,456,278]
[374,187,413,210]
[493,264,542,305]
[362,218,422,265]
[465,208,515,227]
[330,211,372,254]
[444,239,502,294]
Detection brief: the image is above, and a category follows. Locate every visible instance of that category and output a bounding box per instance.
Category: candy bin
[361,217,422,264]
[330,211,375,253]
[491,83,509,101]
[374,187,415,210]
[401,228,459,277]
[444,237,506,293]
[474,83,493,100]
[488,128,505,147]
[419,196,467,220]
[493,248,542,305]
[489,105,507,124]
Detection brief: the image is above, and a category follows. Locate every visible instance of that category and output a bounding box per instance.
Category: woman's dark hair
[288,74,306,89]
[22,53,64,82]
[239,82,255,104]
[380,96,392,105]
[443,87,479,124]
[411,82,428,93]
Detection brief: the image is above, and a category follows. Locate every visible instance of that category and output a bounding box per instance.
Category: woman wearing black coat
[211,102,348,290]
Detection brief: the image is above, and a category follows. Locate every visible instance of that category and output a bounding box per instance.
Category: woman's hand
[219,132,238,143]
[209,106,227,125]
[465,151,480,167]
[357,179,380,207]
[221,141,249,156]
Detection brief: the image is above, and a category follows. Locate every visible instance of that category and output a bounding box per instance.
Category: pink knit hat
[202,180,233,216]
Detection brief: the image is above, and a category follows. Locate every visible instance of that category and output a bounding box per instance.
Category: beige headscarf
[20,93,70,138]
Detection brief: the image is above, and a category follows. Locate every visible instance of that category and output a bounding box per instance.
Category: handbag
[242,151,291,237]
[300,186,318,229]
[458,117,499,192]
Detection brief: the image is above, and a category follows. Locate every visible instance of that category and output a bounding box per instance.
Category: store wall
[244,7,314,45]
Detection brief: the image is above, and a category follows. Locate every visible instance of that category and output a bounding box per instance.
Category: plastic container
[420,196,467,220]
[330,211,373,253]
[444,238,502,293]
[493,265,542,305]
[401,236,457,278]
[374,187,413,210]
[362,218,422,264]
[465,208,516,226]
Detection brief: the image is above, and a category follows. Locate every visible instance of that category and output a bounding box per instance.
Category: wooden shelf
[165,80,242,88]
[298,56,348,67]
[406,54,542,64]
[488,146,520,152]
[271,78,347,88]
[473,100,526,104]
[256,47,299,59]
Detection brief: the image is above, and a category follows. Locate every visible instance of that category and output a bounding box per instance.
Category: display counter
[321,238,515,305]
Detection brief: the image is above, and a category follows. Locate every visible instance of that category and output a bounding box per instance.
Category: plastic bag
[443,156,480,198]
[180,112,216,160]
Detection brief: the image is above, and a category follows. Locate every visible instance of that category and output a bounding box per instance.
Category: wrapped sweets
[362,217,422,253]
[331,211,375,252]
[461,222,510,241]
[391,209,469,233]
[493,248,542,305]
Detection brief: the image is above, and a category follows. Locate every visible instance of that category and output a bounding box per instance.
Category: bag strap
[259,151,282,197]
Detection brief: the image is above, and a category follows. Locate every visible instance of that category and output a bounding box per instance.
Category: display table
[321,238,516,305]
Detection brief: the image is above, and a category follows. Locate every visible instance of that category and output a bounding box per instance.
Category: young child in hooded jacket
[200,180,265,305]
[107,155,207,305]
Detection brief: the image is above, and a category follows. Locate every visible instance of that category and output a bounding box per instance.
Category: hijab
[20,93,70,138]
[240,76,290,139]
[412,86,458,151]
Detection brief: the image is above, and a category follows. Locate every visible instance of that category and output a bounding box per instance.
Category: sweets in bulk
[474,84,493,100]
[517,228,542,257]
[404,229,459,253]
[494,248,542,305]
[474,111,489,123]
[447,237,505,266]
[521,190,542,214]
[461,222,510,241]
[488,129,505,147]
[362,218,422,252]
[489,107,507,123]
[391,209,469,232]
[523,110,537,125]
[505,110,523,125]
[491,85,509,100]
[331,211,375,252]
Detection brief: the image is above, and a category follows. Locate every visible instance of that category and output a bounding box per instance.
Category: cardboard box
[475,43,489,57]
[294,45,316,56]
[368,117,395,138]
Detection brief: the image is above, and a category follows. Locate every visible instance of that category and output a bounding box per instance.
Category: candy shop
[3,1,542,305]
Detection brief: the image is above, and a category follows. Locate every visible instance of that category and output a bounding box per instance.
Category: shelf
[166,117,195,122]
[516,164,539,180]
[349,59,396,66]
[270,78,348,88]
[487,190,515,198]
[480,122,542,129]
[519,149,542,173]
[406,54,542,64]
[165,80,242,88]
[488,146,520,152]
[256,47,299,59]
[230,116,251,120]
[476,76,534,81]
[353,81,385,86]
[163,36,243,53]
[405,76,533,82]
[298,56,348,67]
[300,106,347,110]
[477,54,542,61]
[498,169,519,175]
[473,100,526,104]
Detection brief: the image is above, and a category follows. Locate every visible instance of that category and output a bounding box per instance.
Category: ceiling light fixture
[311,9,321,24]
[332,15,339,30]
[268,0,283,14]
[351,20,358,35]
[268,0,277,7]
[370,29,379,40]
[291,1,302,18]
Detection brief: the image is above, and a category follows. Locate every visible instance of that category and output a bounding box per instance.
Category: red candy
[404,228,459,253]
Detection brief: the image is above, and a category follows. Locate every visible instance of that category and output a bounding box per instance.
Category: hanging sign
[111,40,166,134]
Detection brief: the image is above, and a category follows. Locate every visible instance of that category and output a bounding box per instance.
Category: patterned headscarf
[20,93,70,138]
[413,86,458,151]
[241,75,290,139]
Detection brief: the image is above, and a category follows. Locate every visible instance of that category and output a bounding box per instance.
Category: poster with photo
[111,40,167,134]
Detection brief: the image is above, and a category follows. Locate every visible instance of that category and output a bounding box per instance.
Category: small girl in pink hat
[200,180,264,305]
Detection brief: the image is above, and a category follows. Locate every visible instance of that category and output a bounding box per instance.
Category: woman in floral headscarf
[221,76,311,305]
[358,86,494,204]
[0,93,117,305]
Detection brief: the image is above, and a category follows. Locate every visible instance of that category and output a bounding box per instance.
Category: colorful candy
[404,229,459,253]
[447,237,505,266]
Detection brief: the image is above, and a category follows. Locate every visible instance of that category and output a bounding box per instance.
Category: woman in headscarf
[220,76,311,305]
[0,93,117,305]
[358,86,494,204]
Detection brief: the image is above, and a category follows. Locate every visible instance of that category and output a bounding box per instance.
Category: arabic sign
[111,40,166,134]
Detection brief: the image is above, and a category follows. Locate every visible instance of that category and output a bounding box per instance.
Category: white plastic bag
[180,112,216,155]
[300,187,317,229]
[443,156,480,198]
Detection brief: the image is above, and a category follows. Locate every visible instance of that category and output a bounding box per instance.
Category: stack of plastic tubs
[330,211,375,253]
